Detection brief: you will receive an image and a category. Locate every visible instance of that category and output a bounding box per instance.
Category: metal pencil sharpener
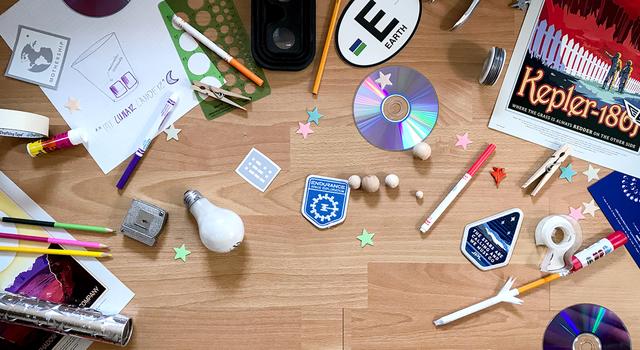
[120,199,167,246]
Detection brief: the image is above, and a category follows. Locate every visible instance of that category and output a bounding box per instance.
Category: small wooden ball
[361,175,380,193]
[415,191,424,199]
[412,142,432,160]
[348,175,361,190]
[384,174,400,188]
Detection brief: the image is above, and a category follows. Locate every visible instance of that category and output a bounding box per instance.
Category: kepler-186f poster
[490,0,640,178]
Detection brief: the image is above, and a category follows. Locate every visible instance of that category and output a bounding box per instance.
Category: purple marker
[116,93,179,190]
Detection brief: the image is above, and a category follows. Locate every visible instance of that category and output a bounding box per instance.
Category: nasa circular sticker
[336,0,422,67]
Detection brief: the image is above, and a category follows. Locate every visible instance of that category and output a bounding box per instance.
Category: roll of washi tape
[0,109,49,139]
[534,215,583,273]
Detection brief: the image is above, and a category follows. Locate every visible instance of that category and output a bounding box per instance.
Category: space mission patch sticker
[301,175,350,229]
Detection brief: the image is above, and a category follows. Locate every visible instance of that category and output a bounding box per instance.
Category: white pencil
[419,144,496,233]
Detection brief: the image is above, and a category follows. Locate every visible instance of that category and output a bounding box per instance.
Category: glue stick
[27,129,87,157]
[570,231,627,272]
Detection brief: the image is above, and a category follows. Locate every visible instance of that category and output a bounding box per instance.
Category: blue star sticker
[306,107,324,125]
[559,163,577,183]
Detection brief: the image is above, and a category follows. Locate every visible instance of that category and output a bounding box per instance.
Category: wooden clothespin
[522,144,572,196]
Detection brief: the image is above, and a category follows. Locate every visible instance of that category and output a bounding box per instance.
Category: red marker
[420,144,496,233]
[571,231,628,271]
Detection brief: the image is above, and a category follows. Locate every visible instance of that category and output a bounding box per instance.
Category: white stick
[172,15,232,62]
[420,174,471,233]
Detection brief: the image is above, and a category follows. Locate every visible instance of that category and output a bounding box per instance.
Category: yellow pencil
[312,0,342,95]
[0,246,112,258]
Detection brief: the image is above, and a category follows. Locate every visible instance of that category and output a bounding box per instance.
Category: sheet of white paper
[0,0,214,173]
[0,171,133,350]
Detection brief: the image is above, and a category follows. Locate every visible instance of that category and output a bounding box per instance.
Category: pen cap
[467,144,497,176]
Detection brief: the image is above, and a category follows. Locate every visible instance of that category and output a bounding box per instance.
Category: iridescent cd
[63,0,130,17]
[353,66,438,151]
[543,304,631,350]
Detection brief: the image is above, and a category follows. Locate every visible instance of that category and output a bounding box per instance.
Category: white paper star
[375,71,392,90]
[164,124,181,141]
[64,97,81,113]
[582,199,600,217]
[583,164,600,182]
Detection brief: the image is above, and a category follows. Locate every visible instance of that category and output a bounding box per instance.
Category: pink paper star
[568,206,585,221]
[455,132,473,150]
[296,122,314,139]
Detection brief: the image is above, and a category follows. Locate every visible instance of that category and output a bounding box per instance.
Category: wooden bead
[348,175,361,190]
[412,142,432,160]
[384,174,400,188]
[361,175,380,193]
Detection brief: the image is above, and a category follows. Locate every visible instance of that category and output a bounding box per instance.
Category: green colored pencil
[2,217,114,233]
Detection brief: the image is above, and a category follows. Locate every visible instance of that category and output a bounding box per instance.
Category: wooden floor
[1,0,638,349]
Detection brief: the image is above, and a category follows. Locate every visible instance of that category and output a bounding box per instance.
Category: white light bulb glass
[184,190,244,253]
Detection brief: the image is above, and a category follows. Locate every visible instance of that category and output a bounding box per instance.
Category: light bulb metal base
[184,190,204,209]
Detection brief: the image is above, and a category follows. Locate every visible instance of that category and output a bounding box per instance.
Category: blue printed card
[589,172,640,269]
[235,148,281,192]
[461,208,524,271]
[301,175,350,229]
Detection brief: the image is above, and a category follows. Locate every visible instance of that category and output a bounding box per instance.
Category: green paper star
[357,229,375,248]
[173,244,191,262]
[306,107,324,125]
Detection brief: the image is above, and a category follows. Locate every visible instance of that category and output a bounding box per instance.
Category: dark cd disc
[63,0,130,18]
[543,304,631,350]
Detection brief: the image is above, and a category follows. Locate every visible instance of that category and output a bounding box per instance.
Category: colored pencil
[419,144,496,233]
[0,246,112,258]
[312,0,342,95]
[172,15,264,87]
[2,217,114,234]
[0,232,107,249]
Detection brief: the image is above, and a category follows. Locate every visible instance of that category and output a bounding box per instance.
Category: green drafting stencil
[158,0,271,120]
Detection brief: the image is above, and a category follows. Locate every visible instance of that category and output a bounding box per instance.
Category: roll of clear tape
[0,291,132,346]
[535,215,583,273]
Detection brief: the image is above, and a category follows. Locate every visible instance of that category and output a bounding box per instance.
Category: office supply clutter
[116,93,179,190]
[26,128,87,157]
[2,216,114,233]
[434,231,628,326]
[420,144,496,233]
[184,190,244,253]
[0,291,132,346]
[522,144,572,196]
[0,232,107,249]
[172,14,264,87]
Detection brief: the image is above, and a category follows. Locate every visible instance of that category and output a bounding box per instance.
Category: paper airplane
[624,100,640,126]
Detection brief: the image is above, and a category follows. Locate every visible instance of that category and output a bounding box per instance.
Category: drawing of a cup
[72,32,138,101]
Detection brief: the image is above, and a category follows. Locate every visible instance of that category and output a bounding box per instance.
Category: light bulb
[183,190,244,253]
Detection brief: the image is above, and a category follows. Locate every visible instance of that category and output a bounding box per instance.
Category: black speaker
[251,0,316,71]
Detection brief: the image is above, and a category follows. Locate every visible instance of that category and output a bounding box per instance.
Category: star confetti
[164,124,182,141]
[306,107,323,125]
[173,244,191,262]
[64,97,81,113]
[357,229,375,248]
[559,164,577,183]
[455,132,473,150]
[296,122,314,139]
[582,199,600,217]
[568,206,585,221]
[582,164,600,182]
[375,71,393,90]
[490,167,507,188]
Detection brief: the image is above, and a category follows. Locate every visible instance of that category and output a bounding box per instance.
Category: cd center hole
[382,95,410,122]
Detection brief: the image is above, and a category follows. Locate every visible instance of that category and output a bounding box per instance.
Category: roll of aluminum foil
[0,292,132,346]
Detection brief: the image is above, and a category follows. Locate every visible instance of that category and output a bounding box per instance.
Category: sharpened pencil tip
[99,244,109,249]
[105,228,114,233]
[101,253,113,258]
